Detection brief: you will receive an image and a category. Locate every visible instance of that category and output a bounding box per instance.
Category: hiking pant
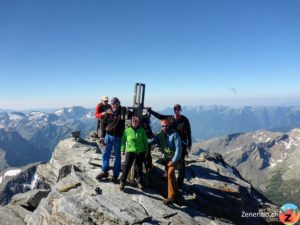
[168,162,179,199]
[102,134,121,177]
[144,144,152,171]
[177,144,187,188]
[120,151,145,185]
[97,120,106,138]
[96,119,100,133]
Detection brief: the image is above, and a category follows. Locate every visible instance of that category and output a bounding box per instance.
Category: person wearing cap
[95,96,111,137]
[149,119,182,205]
[120,116,148,191]
[148,104,191,189]
[96,97,126,184]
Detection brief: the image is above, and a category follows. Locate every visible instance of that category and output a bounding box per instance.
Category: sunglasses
[161,125,169,128]
[104,100,108,102]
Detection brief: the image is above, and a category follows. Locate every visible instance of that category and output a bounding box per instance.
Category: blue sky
[0,0,300,110]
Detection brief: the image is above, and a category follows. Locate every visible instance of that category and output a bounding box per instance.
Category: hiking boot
[111,176,118,184]
[163,197,174,205]
[96,172,109,180]
[120,182,125,191]
[174,196,185,206]
[177,177,184,189]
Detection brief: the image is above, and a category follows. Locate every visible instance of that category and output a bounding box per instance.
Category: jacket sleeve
[171,132,182,164]
[142,129,148,151]
[95,104,101,118]
[121,129,127,153]
[148,109,168,120]
[148,134,160,146]
[185,116,192,146]
[99,114,107,138]
[95,104,105,119]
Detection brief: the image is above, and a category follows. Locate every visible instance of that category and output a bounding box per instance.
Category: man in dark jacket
[148,104,191,188]
[95,96,111,137]
[96,97,125,183]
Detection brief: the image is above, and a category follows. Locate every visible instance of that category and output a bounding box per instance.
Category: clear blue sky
[1,0,300,110]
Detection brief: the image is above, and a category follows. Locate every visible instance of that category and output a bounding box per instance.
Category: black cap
[174,104,181,110]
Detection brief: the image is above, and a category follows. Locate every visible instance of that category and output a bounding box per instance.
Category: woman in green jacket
[120,116,148,190]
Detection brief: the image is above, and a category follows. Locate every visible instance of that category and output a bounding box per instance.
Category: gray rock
[0,204,31,225]
[1,138,279,225]
[57,164,82,182]
[11,189,50,209]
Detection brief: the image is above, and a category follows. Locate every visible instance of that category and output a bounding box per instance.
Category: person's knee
[168,166,175,176]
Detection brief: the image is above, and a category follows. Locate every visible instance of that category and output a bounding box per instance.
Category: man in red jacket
[95,96,111,137]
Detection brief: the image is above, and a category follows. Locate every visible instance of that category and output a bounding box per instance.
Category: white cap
[101,96,109,101]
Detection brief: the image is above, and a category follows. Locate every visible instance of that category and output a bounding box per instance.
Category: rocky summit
[0,137,280,225]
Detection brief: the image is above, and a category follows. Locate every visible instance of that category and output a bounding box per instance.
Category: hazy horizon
[2,97,300,112]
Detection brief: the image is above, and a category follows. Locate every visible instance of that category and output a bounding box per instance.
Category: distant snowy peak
[28,111,48,121]
[1,107,95,135]
[193,129,300,172]
[86,111,95,119]
[250,130,282,144]
[8,112,26,121]
[249,129,300,152]
[54,106,91,119]
[54,108,66,116]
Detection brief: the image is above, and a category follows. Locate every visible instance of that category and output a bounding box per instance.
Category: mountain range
[157,105,300,141]
[0,106,95,170]
[191,129,300,206]
[1,105,300,175]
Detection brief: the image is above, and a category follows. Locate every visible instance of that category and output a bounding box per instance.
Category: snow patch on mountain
[54,109,65,116]
[28,112,48,121]
[0,169,23,183]
[225,146,242,154]
[282,139,295,150]
[4,169,22,177]
[30,173,39,190]
[8,113,24,121]
[86,111,94,118]
[252,131,272,143]
[269,158,277,168]
[289,129,300,141]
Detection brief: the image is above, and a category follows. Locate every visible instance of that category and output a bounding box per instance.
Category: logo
[279,203,300,225]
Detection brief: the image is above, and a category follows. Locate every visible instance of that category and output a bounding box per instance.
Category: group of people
[94,96,191,205]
